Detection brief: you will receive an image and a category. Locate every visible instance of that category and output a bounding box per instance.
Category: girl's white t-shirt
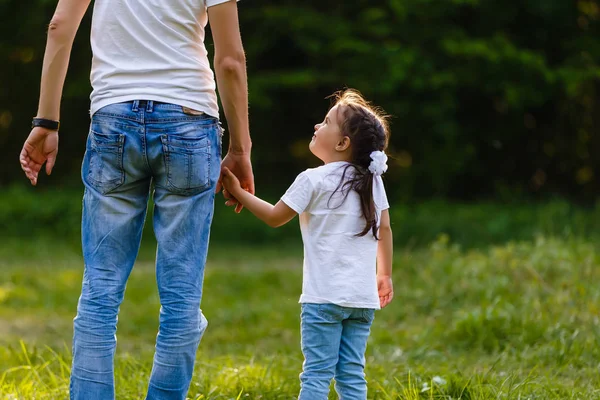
[89,0,230,117]
[281,161,390,310]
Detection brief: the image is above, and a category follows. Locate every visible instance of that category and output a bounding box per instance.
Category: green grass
[1,237,600,399]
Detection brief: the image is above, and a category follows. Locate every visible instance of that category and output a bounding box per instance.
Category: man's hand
[216,151,254,213]
[377,275,394,308]
[19,127,59,186]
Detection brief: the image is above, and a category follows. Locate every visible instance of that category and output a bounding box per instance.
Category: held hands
[377,275,394,308]
[19,127,59,186]
[216,151,254,213]
[221,167,251,212]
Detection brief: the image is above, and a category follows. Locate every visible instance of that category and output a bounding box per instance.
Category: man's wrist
[228,142,252,156]
[32,117,60,131]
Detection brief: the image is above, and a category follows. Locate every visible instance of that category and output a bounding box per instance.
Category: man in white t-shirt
[19,1,253,398]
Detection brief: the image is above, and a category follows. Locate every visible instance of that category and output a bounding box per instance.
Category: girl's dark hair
[328,89,390,239]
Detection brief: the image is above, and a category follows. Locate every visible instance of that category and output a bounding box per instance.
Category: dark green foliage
[1,0,599,201]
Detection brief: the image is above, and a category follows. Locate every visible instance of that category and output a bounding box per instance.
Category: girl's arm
[377,209,394,308]
[222,167,297,227]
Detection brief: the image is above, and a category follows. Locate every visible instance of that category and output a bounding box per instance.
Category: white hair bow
[368,151,388,176]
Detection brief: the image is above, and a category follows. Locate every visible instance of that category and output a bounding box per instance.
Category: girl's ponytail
[327,90,390,239]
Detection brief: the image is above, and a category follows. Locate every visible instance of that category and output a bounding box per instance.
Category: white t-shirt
[89,0,229,117]
[281,161,390,310]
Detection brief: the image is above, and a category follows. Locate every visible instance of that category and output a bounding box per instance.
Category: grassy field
[1,236,600,399]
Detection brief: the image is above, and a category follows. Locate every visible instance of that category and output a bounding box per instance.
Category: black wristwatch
[32,118,60,131]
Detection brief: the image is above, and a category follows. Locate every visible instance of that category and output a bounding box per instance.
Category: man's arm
[37,0,91,120]
[208,0,251,155]
[20,0,91,185]
[208,1,254,211]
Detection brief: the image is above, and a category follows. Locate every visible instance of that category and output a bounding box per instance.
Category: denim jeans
[298,303,375,400]
[70,100,222,400]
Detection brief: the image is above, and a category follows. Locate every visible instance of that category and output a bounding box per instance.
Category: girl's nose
[314,124,320,131]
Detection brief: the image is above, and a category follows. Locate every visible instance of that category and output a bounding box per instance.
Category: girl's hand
[377,275,394,308]
[222,167,242,196]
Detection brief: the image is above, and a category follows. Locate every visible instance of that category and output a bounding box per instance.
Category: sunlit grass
[1,236,600,398]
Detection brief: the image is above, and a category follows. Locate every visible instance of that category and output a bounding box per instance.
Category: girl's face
[309,105,350,163]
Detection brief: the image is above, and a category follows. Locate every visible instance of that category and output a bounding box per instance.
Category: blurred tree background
[4,3,600,397]
[0,0,599,201]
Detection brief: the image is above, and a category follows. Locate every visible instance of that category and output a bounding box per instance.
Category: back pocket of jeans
[317,303,346,322]
[161,134,211,195]
[87,130,125,194]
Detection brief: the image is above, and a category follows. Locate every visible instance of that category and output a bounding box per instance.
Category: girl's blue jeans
[299,303,375,400]
[70,100,221,400]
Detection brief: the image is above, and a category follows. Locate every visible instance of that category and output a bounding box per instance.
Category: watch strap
[32,118,60,131]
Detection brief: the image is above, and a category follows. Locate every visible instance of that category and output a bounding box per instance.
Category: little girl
[221,89,394,400]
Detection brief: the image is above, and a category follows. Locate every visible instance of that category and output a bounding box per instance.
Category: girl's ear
[336,136,351,152]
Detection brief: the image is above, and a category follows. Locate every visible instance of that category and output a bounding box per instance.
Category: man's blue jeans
[70,100,221,400]
[298,303,375,400]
